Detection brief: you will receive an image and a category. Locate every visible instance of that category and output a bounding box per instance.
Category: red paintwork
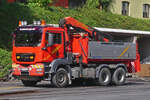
[71,34,89,64]
[62,17,109,44]
[12,47,43,65]
[12,27,65,64]
[42,28,65,62]
[7,0,15,3]
[12,27,65,77]
[133,42,141,72]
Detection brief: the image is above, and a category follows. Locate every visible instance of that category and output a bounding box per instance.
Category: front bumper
[12,63,45,77]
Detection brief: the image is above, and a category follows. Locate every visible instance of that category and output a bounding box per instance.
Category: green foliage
[27,0,52,8]
[0,48,12,78]
[84,0,112,10]
[99,0,112,10]
[85,0,99,8]
[0,3,36,49]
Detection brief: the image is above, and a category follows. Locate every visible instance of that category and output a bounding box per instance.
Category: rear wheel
[51,68,69,88]
[112,67,126,85]
[97,67,111,86]
[22,80,37,87]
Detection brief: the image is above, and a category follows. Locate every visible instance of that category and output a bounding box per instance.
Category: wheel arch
[49,59,72,85]
[49,59,71,73]
[116,64,127,72]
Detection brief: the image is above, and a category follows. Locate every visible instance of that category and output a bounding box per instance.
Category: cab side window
[46,32,62,46]
[53,33,62,44]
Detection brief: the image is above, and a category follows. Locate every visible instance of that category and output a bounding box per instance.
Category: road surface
[0,78,150,100]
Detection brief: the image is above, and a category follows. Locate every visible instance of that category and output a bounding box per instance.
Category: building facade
[109,0,150,19]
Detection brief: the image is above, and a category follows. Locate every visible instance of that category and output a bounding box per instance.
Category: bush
[99,0,112,10]
[27,0,52,8]
[84,0,99,8]
[84,0,112,10]
[0,48,12,78]
[0,3,37,49]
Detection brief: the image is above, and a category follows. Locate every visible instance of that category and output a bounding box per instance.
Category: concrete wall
[109,0,150,19]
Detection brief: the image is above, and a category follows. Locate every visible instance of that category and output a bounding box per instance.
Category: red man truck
[12,17,140,87]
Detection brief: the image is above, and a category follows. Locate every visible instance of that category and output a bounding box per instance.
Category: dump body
[88,41,136,60]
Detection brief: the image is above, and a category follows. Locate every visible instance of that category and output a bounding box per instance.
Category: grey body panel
[71,67,96,79]
[88,41,136,60]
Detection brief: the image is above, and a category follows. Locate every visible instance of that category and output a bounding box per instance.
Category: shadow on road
[34,80,146,88]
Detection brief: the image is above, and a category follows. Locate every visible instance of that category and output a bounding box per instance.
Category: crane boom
[59,17,112,42]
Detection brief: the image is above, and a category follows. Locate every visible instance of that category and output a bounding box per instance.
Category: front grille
[16,53,35,62]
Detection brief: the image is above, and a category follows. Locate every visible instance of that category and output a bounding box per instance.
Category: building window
[122,1,129,16]
[143,4,150,18]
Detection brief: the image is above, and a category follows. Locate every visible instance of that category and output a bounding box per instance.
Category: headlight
[12,63,19,68]
[30,56,34,59]
[16,56,20,59]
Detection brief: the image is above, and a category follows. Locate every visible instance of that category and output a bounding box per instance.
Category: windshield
[15,31,42,47]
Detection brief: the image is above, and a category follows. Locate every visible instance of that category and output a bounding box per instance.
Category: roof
[94,27,150,36]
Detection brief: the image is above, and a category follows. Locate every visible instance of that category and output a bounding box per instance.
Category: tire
[51,74,57,87]
[97,67,111,86]
[51,68,69,88]
[112,67,126,86]
[22,80,37,87]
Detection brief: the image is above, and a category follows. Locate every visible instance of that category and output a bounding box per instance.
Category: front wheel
[97,67,111,86]
[51,68,69,88]
[22,80,37,87]
[112,67,126,86]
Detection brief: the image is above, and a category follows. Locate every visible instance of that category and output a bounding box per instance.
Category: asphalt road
[0,78,150,100]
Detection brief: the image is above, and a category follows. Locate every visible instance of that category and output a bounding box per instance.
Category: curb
[0,89,38,96]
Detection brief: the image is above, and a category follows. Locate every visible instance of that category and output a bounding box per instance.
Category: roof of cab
[17,24,64,31]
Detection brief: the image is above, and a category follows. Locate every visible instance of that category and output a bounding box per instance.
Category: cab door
[43,31,64,62]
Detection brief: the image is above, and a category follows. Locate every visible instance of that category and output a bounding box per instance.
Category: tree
[85,0,99,8]
[99,0,112,10]
[27,0,52,7]
[85,0,111,10]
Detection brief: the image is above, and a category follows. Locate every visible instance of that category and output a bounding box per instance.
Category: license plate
[21,68,28,71]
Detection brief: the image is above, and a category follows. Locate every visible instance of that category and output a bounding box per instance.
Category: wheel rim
[117,71,125,82]
[102,72,109,83]
[57,72,66,84]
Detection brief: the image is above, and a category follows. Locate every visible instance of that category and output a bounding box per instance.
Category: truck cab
[12,22,66,85]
